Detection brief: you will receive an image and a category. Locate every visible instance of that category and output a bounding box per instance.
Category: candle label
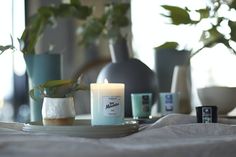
[102,96,121,117]
[202,107,212,123]
[164,94,174,112]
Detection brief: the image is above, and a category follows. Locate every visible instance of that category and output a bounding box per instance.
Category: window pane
[0,0,25,121]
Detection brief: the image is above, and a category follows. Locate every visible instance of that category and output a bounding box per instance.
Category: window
[0,0,26,121]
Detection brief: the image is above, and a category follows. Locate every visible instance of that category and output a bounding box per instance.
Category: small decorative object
[31,80,88,126]
[159,92,179,115]
[97,37,158,117]
[90,80,125,125]
[197,86,236,115]
[171,65,192,114]
[42,97,75,126]
[131,93,152,119]
[196,106,217,123]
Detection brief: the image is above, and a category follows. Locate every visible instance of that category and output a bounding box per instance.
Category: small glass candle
[131,93,152,119]
[90,82,125,125]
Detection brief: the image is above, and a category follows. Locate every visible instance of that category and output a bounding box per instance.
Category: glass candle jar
[90,83,125,125]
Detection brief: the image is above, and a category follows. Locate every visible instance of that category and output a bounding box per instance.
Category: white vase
[171,65,192,114]
[42,97,75,126]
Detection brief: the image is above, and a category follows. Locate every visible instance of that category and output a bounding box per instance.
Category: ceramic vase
[24,54,61,121]
[97,37,158,117]
[171,65,192,114]
[155,48,190,92]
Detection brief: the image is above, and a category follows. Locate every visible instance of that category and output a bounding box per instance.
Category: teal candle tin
[90,83,125,125]
[131,93,152,119]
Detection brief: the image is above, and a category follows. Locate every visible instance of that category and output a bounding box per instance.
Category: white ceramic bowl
[197,86,236,115]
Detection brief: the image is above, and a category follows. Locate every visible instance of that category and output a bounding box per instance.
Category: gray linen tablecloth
[1,114,236,157]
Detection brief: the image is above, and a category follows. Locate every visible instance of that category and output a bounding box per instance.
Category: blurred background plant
[78,3,130,46]
[20,0,92,55]
[0,36,15,54]
[159,0,236,58]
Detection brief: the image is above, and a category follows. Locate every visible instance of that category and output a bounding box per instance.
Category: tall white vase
[171,65,192,114]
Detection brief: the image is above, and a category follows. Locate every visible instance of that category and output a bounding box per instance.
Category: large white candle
[90,82,125,125]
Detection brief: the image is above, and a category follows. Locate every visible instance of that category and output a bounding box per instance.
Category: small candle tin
[196,106,217,123]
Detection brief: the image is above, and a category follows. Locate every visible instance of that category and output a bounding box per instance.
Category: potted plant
[30,79,88,125]
[20,0,92,121]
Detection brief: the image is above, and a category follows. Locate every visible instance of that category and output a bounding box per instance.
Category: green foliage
[200,26,224,47]
[106,3,130,39]
[78,3,130,45]
[30,79,89,100]
[229,21,236,42]
[156,42,179,49]
[161,5,194,25]
[0,45,14,54]
[0,36,15,54]
[20,0,92,55]
[160,0,236,56]
[3,1,130,54]
[196,8,210,20]
[78,17,106,46]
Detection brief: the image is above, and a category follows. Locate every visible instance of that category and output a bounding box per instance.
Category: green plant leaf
[78,17,105,45]
[200,26,224,47]
[70,0,80,6]
[38,6,55,18]
[221,39,236,54]
[29,86,44,101]
[109,3,130,27]
[229,0,236,9]
[196,8,210,20]
[161,5,193,25]
[20,2,92,54]
[78,3,130,43]
[42,80,73,88]
[30,79,89,99]
[0,45,14,54]
[156,42,179,49]
[229,21,236,42]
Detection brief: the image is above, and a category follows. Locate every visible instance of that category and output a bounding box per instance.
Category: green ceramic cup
[131,93,152,119]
